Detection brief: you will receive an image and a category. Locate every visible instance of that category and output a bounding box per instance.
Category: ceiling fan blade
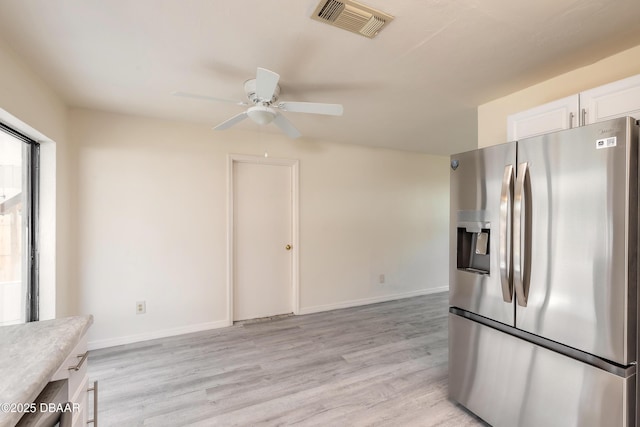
[214,111,249,130]
[256,67,280,101]
[277,101,343,116]
[273,112,301,139]
[172,91,246,106]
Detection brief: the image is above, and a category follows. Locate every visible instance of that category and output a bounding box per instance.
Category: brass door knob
[285,244,292,251]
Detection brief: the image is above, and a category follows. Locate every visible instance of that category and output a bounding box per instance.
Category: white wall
[0,36,72,319]
[478,44,640,147]
[298,141,449,313]
[70,109,450,349]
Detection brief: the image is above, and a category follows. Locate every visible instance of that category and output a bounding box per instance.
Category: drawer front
[51,333,88,383]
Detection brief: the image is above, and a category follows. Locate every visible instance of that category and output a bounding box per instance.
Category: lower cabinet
[49,332,97,426]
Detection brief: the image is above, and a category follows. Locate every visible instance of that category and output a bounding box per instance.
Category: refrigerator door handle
[499,164,514,302]
[513,162,530,307]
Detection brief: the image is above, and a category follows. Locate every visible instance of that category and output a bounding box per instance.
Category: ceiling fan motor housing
[244,79,280,105]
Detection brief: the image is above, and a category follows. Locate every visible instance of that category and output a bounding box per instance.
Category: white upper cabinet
[506,73,640,141]
[580,74,640,125]
[507,95,579,141]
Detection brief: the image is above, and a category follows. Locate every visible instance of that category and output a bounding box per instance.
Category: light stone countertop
[0,315,93,427]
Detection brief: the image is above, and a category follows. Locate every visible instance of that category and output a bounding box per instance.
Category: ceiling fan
[174,67,344,139]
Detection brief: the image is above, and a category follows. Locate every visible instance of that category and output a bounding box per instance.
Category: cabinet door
[51,333,89,426]
[581,73,640,125]
[507,95,579,141]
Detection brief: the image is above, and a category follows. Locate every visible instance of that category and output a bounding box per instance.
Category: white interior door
[233,161,292,321]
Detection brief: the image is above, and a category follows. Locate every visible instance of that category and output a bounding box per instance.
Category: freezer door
[515,117,638,365]
[450,142,516,325]
[449,313,636,427]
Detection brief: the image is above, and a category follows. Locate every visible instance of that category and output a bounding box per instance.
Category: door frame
[226,154,299,325]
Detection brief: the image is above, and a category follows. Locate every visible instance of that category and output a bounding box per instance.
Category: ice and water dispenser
[456,216,490,275]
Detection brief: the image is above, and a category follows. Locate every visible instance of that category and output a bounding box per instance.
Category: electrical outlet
[379,274,385,284]
[136,301,146,315]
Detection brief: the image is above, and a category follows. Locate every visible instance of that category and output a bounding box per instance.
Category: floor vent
[311,0,393,39]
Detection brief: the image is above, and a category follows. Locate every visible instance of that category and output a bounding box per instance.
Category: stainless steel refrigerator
[449,116,638,426]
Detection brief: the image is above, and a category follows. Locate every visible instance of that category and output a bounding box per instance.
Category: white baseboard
[297,286,449,315]
[89,287,449,350]
[88,319,229,350]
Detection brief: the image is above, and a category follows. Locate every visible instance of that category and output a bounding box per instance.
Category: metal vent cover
[311,0,393,38]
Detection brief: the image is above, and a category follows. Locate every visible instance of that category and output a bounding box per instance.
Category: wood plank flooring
[88,292,486,426]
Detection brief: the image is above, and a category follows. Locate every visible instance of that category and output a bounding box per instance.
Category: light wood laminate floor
[88,292,486,426]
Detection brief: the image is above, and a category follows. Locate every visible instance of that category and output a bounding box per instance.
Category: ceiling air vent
[311,0,393,39]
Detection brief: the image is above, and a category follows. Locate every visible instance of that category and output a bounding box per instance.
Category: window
[0,123,39,324]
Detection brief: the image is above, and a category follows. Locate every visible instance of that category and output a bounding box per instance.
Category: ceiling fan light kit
[247,105,277,125]
[175,67,344,139]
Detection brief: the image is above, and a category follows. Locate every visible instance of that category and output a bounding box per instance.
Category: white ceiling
[0,0,639,155]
